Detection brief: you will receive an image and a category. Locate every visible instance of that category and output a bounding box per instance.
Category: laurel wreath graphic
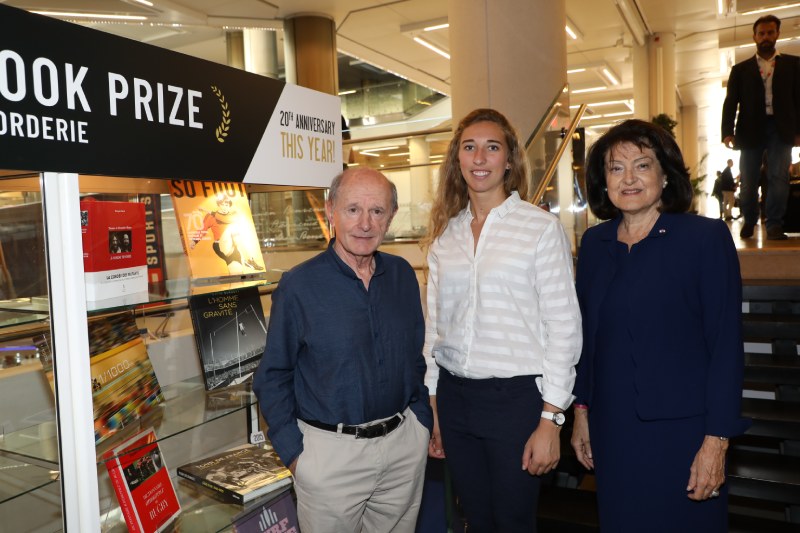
[211,85,231,143]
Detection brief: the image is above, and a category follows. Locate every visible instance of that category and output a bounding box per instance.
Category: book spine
[177,468,243,505]
[186,303,212,391]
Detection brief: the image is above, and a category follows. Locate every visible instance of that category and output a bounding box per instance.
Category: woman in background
[570,119,749,532]
[423,108,581,532]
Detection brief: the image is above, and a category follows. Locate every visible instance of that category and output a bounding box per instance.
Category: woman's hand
[522,410,561,476]
[570,407,594,470]
[428,396,445,459]
[687,435,728,501]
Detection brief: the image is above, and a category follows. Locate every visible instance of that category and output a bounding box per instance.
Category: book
[169,180,266,280]
[188,286,267,391]
[104,427,181,533]
[37,313,165,446]
[177,444,292,505]
[232,488,298,533]
[80,200,148,301]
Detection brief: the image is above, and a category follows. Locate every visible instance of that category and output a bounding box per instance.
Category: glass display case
[0,172,329,531]
[0,3,342,530]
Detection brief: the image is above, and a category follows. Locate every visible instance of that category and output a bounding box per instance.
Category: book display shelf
[0,5,340,532]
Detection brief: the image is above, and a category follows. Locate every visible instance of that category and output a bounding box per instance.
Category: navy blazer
[721,53,800,148]
[573,213,750,437]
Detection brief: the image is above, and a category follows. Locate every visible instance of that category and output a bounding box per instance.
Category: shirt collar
[460,190,521,222]
[324,238,385,279]
[756,51,780,62]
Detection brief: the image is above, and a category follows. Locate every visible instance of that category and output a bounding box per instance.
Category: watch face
[553,412,566,426]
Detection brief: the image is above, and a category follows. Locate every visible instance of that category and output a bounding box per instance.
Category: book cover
[80,200,148,301]
[233,489,298,533]
[188,286,267,391]
[37,313,165,446]
[177,444,292,505]
[104,427,181,533]
[169,180,265,280]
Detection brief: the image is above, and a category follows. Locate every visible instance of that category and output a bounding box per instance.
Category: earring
[603,186,608,192]
[662,180,668,189]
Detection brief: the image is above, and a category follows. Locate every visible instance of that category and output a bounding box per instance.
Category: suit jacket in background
[721,53,800,148]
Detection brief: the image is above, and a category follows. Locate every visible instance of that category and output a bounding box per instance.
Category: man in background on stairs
[720,159,738,220]
[722,13,800,240]
[254,168,432,533]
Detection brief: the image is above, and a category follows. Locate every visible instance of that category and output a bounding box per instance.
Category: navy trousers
[437,369,542,532]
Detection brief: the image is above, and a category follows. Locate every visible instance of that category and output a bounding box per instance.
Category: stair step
[745,353,800,386]
[742,314,800,342]
[728,448,800,505]
[743,283,800,302]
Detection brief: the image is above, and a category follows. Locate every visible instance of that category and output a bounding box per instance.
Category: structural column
[647,32,677,122]
[447,0,566,143]
[283,14,338,95]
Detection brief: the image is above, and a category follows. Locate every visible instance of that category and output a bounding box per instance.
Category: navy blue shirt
[253,240,432,466]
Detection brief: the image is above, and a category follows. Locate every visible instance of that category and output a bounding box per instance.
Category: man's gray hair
[328,169,399,212]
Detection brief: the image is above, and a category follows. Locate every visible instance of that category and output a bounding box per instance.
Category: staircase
[537,280,800,532]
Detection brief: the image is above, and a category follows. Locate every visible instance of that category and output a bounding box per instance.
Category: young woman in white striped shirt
[422,108,582,532]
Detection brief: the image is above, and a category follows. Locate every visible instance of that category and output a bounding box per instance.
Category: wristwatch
[541,411,566,427]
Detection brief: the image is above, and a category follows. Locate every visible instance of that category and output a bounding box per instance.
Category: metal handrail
[529,103,587,205]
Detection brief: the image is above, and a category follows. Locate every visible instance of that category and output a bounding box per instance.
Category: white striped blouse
[423,191,582,409]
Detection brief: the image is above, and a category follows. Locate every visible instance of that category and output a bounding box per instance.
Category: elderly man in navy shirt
[254,167,432,532]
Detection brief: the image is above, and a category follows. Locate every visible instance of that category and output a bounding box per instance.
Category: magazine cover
[37,313,165,446]
[80,200,148,301]
[177,444,292,505]
[104,427,181,533]
[169,180,265,280]
[188,286,267,391]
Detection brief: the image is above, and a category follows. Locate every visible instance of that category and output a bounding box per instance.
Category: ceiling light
[338,90,357,96]
[565,17,582,40]
[359,146,401,156]
[741,2,800,15]
[572,86,607,94]
[413,37,451,59]
[424,23,449,31]
[601,68,620,85]
[389,152,411,157]
[130,0,154,6]
[31,10,147,21]
[567,68,586,74]
[603,111,634,117]
[565,25,578,40]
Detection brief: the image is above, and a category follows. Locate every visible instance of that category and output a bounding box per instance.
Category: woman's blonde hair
[422,108,529,248]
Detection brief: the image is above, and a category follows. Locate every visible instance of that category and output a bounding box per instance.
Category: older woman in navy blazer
[570,120,749,532]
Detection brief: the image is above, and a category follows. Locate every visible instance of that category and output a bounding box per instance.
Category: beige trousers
[295,408,429,533]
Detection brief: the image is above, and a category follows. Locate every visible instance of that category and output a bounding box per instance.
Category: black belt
[302,413,404,439]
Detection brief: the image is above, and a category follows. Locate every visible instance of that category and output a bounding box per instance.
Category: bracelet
[574,403,588,410]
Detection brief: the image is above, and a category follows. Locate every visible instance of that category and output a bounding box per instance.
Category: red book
[104,428,181,533]
[80,200,148,301]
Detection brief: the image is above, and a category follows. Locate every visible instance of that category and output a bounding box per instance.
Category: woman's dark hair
[584,119,693,220]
